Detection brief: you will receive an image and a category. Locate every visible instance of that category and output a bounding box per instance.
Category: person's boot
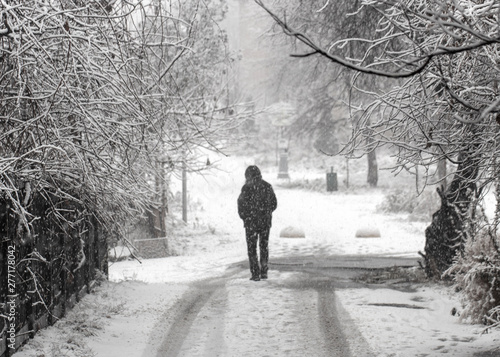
[250,275,260,281]
[261,266,268,280]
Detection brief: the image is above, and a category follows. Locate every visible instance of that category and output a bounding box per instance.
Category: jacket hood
[245,165,262,181]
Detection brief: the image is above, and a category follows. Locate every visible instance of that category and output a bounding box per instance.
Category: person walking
[237,165,277,281]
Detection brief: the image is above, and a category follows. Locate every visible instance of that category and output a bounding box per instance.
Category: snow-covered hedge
[377,188,439,221]
[446,229,500,326]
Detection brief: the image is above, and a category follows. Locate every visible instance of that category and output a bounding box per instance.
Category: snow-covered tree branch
[1,0,240,238]
[256,0,500,200]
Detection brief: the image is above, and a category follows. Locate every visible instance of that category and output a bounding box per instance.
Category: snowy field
[14,154,500,356]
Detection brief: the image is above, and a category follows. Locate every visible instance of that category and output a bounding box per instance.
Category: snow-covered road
[152,268,366,357]
[13,155,500,357]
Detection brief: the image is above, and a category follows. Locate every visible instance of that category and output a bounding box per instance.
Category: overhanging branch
[254,0,500,79]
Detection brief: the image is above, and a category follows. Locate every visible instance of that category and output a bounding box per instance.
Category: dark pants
[245,227,270,278]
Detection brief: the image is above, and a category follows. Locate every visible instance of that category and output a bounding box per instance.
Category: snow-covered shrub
[446,228,500,325]
[409,189,440,221]
[378,188,417,213]
[377,188,439,221]
[276,178,326,191]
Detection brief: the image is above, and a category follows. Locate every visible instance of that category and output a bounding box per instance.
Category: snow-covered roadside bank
[14,279,189,357]
[336,286,500,357]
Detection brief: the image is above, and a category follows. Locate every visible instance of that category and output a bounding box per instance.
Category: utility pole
[182,160,187,223]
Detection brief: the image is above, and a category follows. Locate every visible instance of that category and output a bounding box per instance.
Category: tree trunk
[151,159,167,238]
[367,149,378,187]
[437,158,447,190]
[422,150,479,278]
[366,122,378,187]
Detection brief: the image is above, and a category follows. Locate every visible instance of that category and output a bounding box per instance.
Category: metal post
[182,161,187,223]
[345,158,350,189]
[160,161,167,236]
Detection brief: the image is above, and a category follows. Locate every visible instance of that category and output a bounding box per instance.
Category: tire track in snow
[317,279,351,356]
[276,275,355,356]
[153,270,237,357]
[151,265,373,356]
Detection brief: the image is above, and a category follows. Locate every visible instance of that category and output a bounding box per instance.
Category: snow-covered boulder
[355,227,381,238]
[279,226,306,238]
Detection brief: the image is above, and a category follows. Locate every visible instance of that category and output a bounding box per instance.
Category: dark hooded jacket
[237,166,277,231]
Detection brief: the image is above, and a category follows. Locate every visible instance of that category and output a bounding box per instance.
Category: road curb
[269,254,421,270]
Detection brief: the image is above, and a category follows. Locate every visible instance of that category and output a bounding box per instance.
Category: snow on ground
[337,287,499,357]
[14,154,500,356]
